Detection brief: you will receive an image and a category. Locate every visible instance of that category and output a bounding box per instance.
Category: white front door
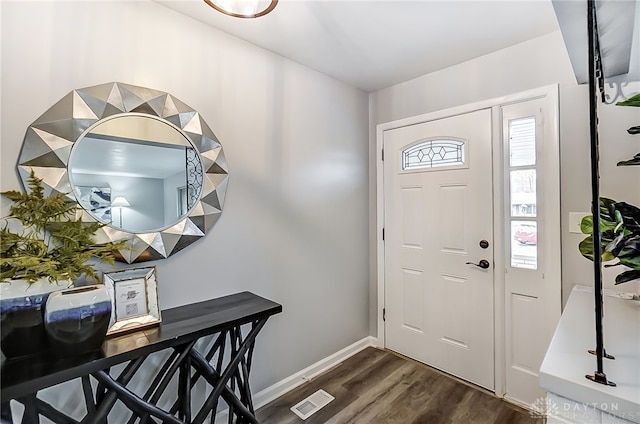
[383,109,494,390]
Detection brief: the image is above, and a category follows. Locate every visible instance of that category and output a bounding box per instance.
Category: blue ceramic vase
[44,285,112,356]
[0,279,67,358]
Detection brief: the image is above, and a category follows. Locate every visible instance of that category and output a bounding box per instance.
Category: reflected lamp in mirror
[17,82,229,263]
[111,196,130,228]
[203,0,277,18]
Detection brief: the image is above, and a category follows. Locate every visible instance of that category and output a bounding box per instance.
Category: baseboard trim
[215,336,377,422]
[253,336,377,408]
[503,395,533,411]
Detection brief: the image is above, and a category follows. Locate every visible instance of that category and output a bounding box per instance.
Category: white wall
[369,31,640,332]
[0,0,369,415]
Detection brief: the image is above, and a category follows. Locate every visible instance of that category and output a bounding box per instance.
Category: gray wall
[368,31,640,334]
[0,0,370,412]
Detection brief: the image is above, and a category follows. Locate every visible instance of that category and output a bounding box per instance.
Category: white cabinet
[539,286,640,424]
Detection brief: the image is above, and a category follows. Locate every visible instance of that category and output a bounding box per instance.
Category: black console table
[0,291,282,423]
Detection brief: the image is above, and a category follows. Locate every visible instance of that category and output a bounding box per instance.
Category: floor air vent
[290,389,335,420]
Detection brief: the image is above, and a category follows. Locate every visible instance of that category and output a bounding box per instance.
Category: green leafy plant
[615,92,640,166]
[1,172,126,283]
[616,152,640,167]
[579,93,640,284]
[615,93,640,107]
[580,198,640,284]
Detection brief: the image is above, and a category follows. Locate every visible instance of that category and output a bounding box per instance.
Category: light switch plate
[569,212,590,234]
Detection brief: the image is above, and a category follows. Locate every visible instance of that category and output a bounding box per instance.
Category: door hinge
[381,148,384,161]
[383,308,386,321]
[382,228,385,241]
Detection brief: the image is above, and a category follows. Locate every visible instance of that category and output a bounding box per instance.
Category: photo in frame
[103,266,161,336]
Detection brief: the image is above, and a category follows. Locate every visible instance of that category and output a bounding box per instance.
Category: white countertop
[539,285,640,423]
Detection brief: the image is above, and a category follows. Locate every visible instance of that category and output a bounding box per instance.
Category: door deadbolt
[479,240,489,249]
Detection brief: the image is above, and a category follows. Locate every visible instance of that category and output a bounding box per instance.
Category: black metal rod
[90,357,146,423]
[206,331,226,362]
[168,333,229,416]
[1,402,13,424]
[81,376,96,416]
[241,360,254,413]
[92,371,185,424]
[236,325,254,412]
[204,321,265,415]
[189,349,260,424]
[179,356,192,422]
[95,377,107,406]
[587,0,605,376]
[149,342,196,405]
[246,321,258,373]
[211,330,228,417]
[228,327,238,422]
[143,350,180,401]
[17,396,38,423]
[191,320,266,424]
[136,341,197,424]
[90,380,107,424]
[129,350,181,424]
[34,398,80,424]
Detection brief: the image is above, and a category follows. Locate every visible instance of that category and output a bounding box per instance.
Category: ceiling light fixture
[203,0,278,18]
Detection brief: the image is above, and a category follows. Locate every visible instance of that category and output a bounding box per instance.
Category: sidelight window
[508,117,538,269]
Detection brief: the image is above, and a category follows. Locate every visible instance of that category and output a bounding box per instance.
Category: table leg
[1,401,13,424]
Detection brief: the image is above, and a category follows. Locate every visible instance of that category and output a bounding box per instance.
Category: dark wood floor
[256,347,541,424]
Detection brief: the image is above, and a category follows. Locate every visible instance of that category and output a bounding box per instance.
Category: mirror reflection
[68,115,203,233]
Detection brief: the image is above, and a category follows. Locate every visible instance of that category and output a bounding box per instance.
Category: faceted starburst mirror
[18,82,229,263]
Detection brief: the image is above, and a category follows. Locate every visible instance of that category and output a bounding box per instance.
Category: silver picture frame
[104,266,161,336]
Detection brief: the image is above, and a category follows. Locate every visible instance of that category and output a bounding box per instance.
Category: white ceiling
[155,0,562,92]
[72,137,187,179]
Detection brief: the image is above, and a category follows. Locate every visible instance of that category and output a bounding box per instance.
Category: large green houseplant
[579,93,640,285]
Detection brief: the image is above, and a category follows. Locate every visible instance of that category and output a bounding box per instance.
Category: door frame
[375,84,560,399]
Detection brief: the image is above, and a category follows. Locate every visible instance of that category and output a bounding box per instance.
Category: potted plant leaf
[579,93,640,285]
[579,198,640,284]
[615,93,640,166]
[0,171,126,358]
